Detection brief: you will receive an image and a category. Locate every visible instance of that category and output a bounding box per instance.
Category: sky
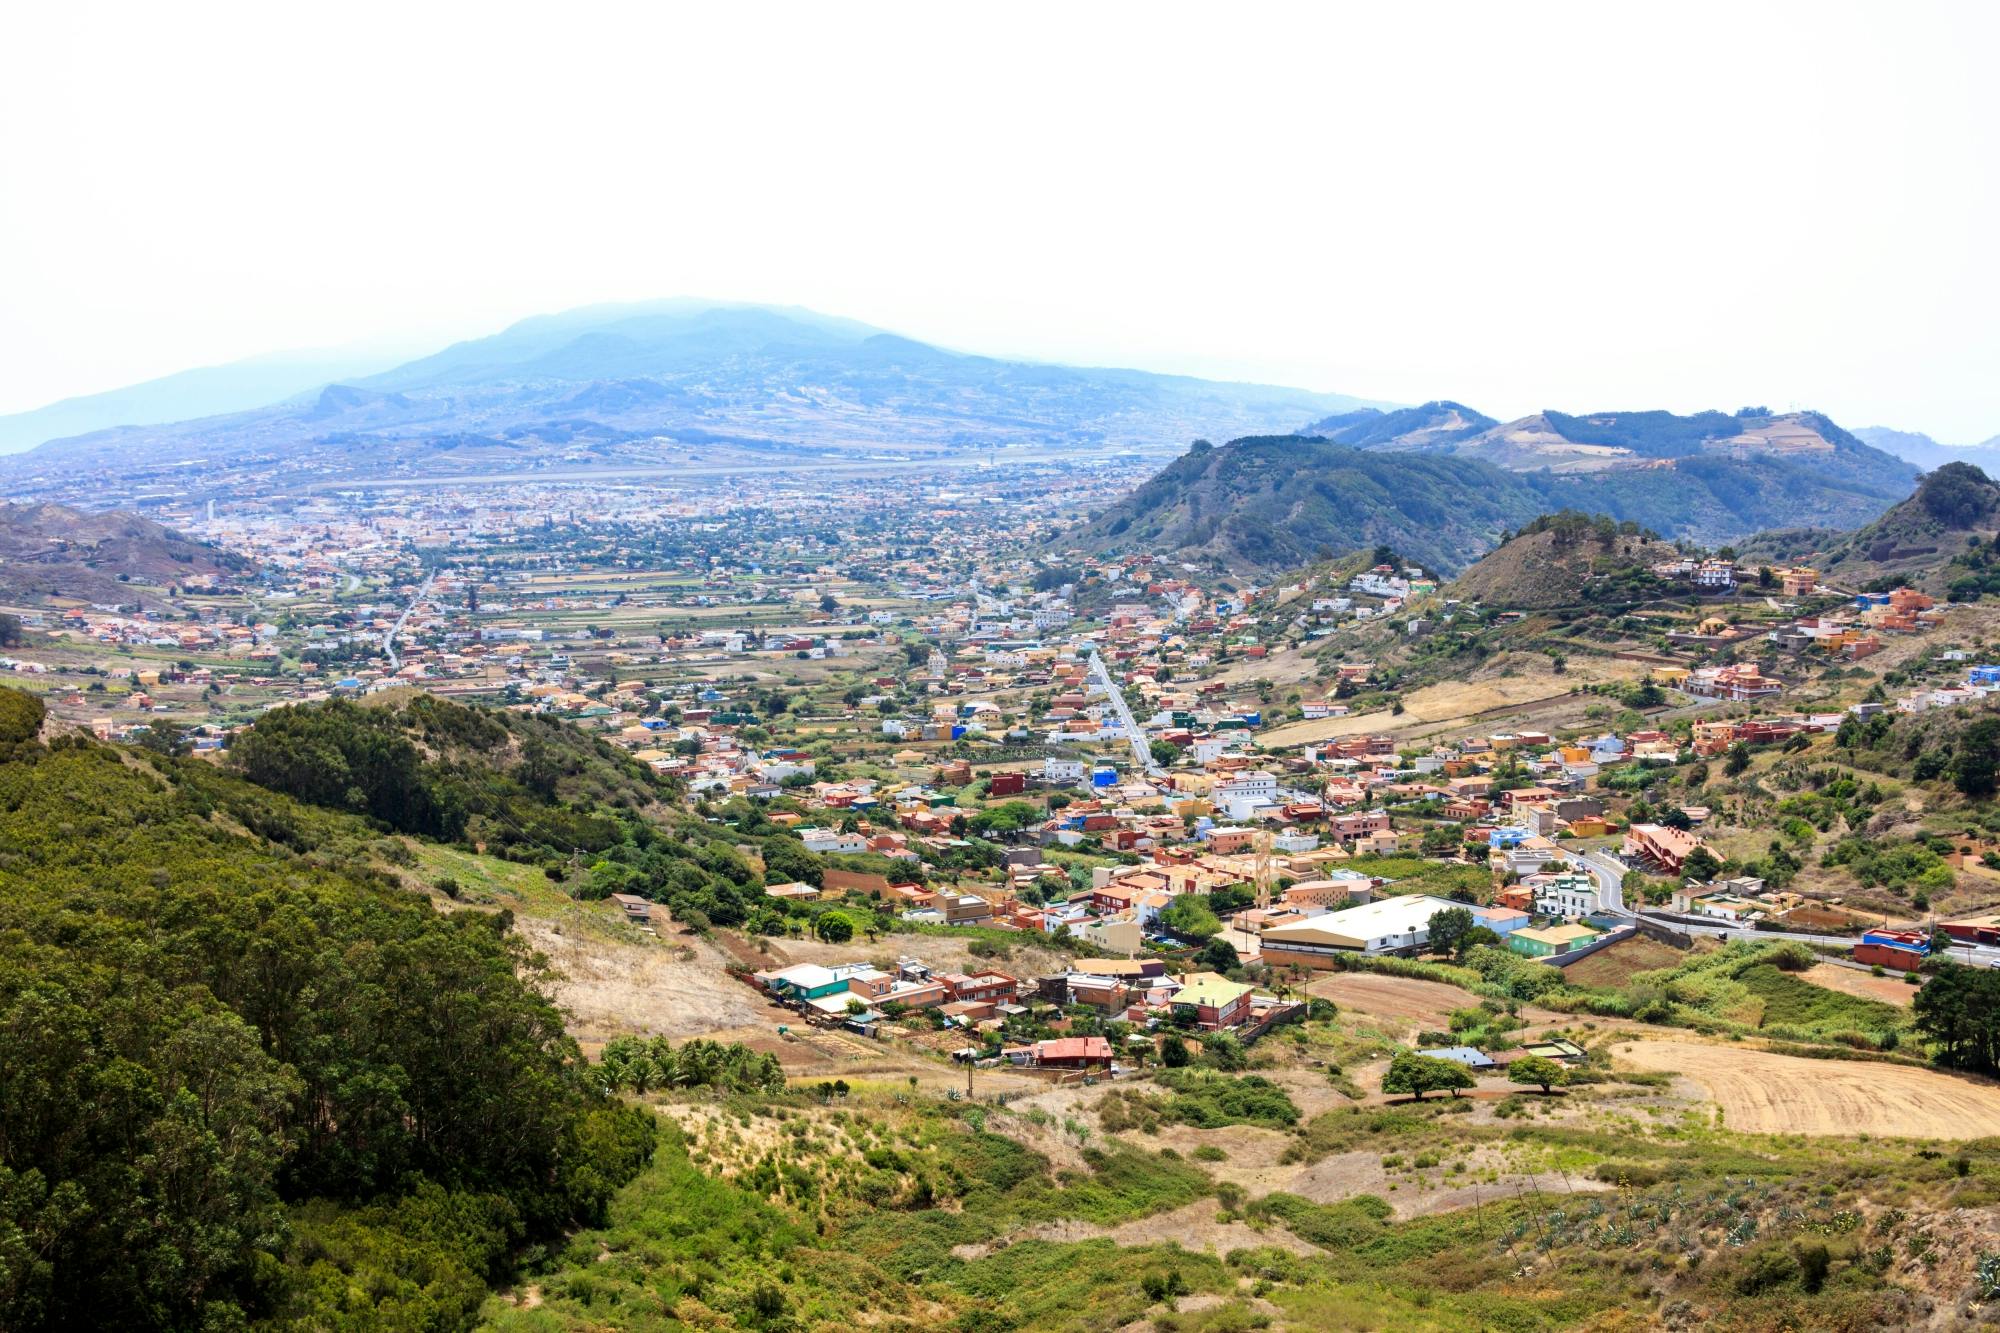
[2,2,1997,441]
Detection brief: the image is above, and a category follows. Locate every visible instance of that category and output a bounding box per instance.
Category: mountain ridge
[0,302,1386,488]
[1066,416,1917,575]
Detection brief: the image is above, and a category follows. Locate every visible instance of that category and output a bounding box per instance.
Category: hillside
[0,501,251,604]
[0,301,1383,491]
[1810,461,2000,593]
[1445,512,1681,609]
[0,687,659,1329]
[1066,436,1554,574]
[1066,431,1918,574]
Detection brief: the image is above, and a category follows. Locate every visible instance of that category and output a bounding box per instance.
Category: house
[1169,972,1256,1030]
[1030,1036,1115,1070]
[1508,923,1602,958]
[608,893,653,923]
[1529,872,1600,919]
[1623,823,1701,875]
[1470,904,1529,939]
[1421,1045,1496,1071]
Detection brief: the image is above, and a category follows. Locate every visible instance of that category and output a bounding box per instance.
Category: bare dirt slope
[1305,971,1560,1036]
[1613,1040,2000,1139]
[1799,962,1918,1008]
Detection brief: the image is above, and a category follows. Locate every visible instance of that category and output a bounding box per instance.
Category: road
[1635,912,2000,969]
[383,571,436,670]
[1087,649,1162,778]
[1573,849,1633,916]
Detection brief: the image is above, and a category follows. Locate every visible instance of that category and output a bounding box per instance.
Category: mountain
[1311,403,1915,492]
[1446,511,1681,610]
[0,346,419,455]
[1808,461,2000,593]
[0,301,1385,492]
[1066,424,1918,575]
[1855,424,2000,474]
[1065,437,1554,575]
[0,501,251,604]
[1303,400,1497,450]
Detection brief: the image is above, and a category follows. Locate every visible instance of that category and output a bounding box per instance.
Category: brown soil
[1612,1039,2000,1139]
[1799,962,1918,1008]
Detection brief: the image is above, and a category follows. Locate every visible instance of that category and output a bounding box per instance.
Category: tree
[1508,1055,1569,1094]
[0,612,22,647]
[1913,961,2000,1074]
[131,721,191,757]
[1382,1049,1476,1100]
[1196,936,1239,972]
[1159,1033,1191,1068]
[1681,846,1722,882]
[1952,717,2000,799]
[1149,739,1182,767]
[815,912,854,944]
[1724,743,1752,777]
[1425,906,1475,960]
[1160,895,1222,942]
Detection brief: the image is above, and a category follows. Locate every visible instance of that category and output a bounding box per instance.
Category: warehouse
[1257,894,1467,967]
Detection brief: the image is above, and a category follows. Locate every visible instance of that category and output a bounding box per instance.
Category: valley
[5,407,2000,1331]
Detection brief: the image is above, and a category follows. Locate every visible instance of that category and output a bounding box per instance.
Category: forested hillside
[0,688,659,1329]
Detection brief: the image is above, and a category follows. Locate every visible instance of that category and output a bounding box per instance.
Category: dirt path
[1612,1039,2000,1139]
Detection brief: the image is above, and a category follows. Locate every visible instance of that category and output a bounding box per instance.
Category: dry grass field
[1302,971,1561,1035]
[1557,935,1689,988]
[1260,655,1645,749]
[1799,962,1919,1007]
[1612,1039,2000,1139]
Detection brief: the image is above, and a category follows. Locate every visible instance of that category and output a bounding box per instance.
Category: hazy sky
[3,2,1997,440]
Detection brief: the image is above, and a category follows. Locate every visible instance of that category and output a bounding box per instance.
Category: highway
[383,571,436,670]
[1088,649,1163,778]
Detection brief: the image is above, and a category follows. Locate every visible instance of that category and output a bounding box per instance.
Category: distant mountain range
[1853,425,2000,474]
[1065,407,1919,574]
[0,301,1383,489]
[1306,401,1913,492]
[0,347,419,456]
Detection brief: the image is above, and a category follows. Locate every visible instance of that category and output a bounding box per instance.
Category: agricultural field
[1613,1039,2000,1139]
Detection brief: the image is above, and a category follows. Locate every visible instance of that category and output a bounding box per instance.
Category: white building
[1043,756,1087,786]
[1259,894,1467,956]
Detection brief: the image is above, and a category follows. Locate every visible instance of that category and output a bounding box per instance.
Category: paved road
[383,571,436,670]
[1636,912,2000,969]
[1087,649,1162,778]
[1574,849,1633,916]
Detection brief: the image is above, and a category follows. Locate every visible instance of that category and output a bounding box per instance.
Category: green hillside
[0,687,658,1329]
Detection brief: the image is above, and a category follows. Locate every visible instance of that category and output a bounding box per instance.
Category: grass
[1736,962,1910,1036]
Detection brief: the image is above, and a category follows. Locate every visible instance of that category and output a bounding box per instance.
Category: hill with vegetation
[1445,511,1682,610]
[1066,436,1555,574]
[1778,461,2000,595]
[1066,433,1919,574]
[0,687,658,1329]
[0,501,251,604]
